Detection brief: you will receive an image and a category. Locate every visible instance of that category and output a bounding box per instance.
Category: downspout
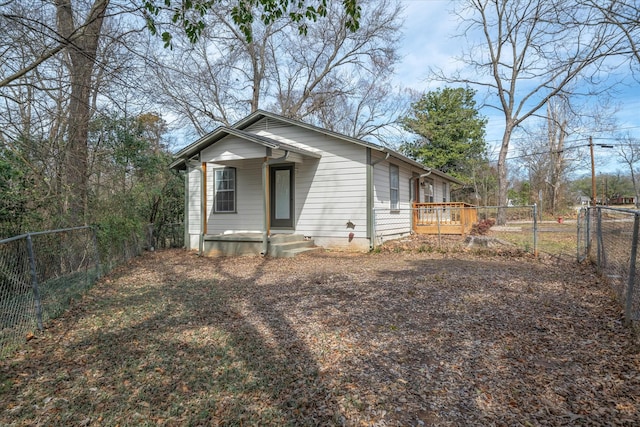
[261,149,290,256]
[367,150,390,249]
[420,169,432,202]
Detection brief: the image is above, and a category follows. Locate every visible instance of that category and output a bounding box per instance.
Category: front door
[270,164,294,228]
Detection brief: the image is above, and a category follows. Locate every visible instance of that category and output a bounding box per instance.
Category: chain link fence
[373,205,541,255]
[373,204,582,260]
[0,227,100,357]
[0,222,183,358]
[475,205,538,254]
[578,206,640,325]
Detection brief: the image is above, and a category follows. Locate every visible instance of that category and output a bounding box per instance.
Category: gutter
[420,168,432,179]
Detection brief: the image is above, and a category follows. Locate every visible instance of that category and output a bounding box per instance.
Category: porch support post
[183,167,189,250]
[202,162,207,235]
[262,157,269,256]
[199,160,206,256]
[262,149,290,256]
[366,148,373,249]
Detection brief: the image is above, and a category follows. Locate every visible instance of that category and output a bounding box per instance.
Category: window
[389,164,399,209]
[214,167,236,212]
[442,182,447,203]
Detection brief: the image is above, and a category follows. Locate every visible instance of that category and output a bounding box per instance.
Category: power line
[485,139,621,162]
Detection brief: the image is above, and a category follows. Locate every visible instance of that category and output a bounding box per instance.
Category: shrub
[471,218,495,235]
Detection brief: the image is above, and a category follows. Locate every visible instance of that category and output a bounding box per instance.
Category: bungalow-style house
[170,110,462,257]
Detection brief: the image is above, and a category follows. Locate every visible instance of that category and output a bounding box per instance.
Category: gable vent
[246,116,288,133]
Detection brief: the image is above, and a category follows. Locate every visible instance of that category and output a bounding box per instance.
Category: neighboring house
[577,196,591,206]
[170,110,461,256]
[609,196,636,205]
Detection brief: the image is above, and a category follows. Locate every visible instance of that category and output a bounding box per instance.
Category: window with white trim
[389,164,399,209]
[442,182,447,202]
[214,167,236,213]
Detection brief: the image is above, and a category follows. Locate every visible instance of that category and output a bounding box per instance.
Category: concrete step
[279,246,323,258]
[269,234,306,244]
[268,235,317,257]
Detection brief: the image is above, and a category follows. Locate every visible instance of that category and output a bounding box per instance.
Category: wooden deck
[412,202,477,235]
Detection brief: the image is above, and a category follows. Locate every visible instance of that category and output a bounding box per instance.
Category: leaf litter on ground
[1,242,639,426]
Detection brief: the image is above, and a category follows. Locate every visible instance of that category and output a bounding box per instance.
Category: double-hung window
[389,164,399,210]
[214,167,236,213]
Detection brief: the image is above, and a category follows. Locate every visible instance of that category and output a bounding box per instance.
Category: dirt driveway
[1,248,639,426]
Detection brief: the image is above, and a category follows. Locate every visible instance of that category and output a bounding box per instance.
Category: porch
[202,233,319,257]
[412,202,477,235]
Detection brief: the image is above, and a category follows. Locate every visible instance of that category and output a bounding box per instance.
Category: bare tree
[544,96,570,214]
[617,134,640,208]
[1,0,363,227]
[310,76,407,144]
[434,0,623,222]
[581,0,640,67]
[147,0,402,142]
[146,3,288,132]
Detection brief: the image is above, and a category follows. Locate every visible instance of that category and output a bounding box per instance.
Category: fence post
[625,213,640,326]
[577,208,584,263]
[532,203,538,257]
[587,207,593,260]
[371,208,377,250]
[25,234,43,331]
[436,208,441,248]
[91,226,102,279]
[596,207,604,271]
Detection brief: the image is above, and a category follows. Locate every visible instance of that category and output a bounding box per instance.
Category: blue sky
[393,0,640,175]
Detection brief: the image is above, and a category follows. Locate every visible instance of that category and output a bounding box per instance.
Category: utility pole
[589,136,613,206]
[590,136,596,206]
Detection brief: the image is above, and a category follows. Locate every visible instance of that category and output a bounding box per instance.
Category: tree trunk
[56,0,109,225]
[496,122,514,225]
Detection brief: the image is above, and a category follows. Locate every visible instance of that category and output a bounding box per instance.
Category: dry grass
[1,247,639,426]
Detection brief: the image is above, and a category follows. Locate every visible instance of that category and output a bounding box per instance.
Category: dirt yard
[1,245,639,426]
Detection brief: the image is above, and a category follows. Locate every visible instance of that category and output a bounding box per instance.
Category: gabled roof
[171,110,462,185]
[169,125,320,170]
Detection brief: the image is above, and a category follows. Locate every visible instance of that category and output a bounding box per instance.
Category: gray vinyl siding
[249,121,368,245]
[206,159,263,234]
[181,114,457,252]
[197,136,267,234]
[373,158,412,238]
[201,135,266,162]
